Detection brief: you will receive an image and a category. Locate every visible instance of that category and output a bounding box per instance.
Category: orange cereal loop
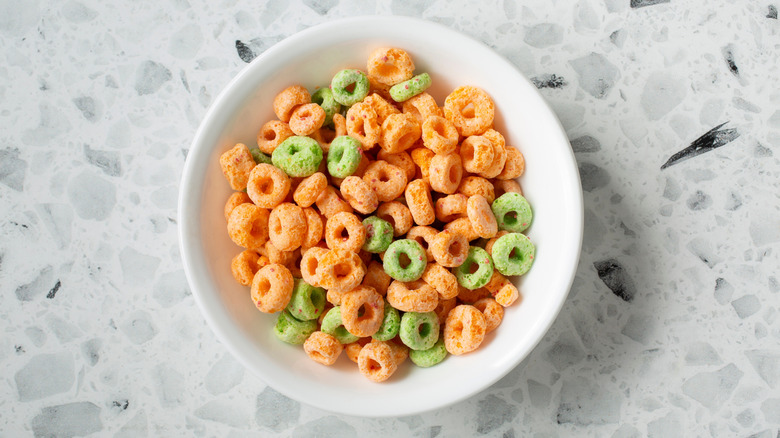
[422,115,459,155]
[457,285,490,304]
[473,298,504,333]
[377,150,416,182]
[339,176,379,215]
[346,101,381,150]
[367,48,415,86]
[443,86,495,136]
[431,229,469,267]
[303,331,343,366]
[364,93,401,124]
[302,207,323,247]
[445,217,479,241]
[325,212,367,253]
[443,304,487,355]
[219,143,256,191]
[293,172,327,207]
[492,179,523,198]
[345,337,372,363]
[421,263,459,300]
[263,240,296,265]
[406,226,437,261]
[458,176,495,204]
[227,203,270,250]
[376,201,413,237]
[386,280,439,313]
[256,120,294,155]
[268,203,307,252]
[467,195,498,239]
[250,263,294,313]
[485,230,509,255]
[231,250,265,287]
[435,193,468,222]
[317,250,366,292]
[247,163,291,209]
[410,147,435,182]
[300,246,328,287]
[478,129,507,179]
[386,338,409,365]
[428,153,463,195]
[358,340,398,382]
[496,146,525,180]
[404,179,435,226]
[315,185,353,218]
[224,191,252,221]
[362,260,391,296]
[460,135,495,174]
[273,85,311,123]
[363,160,408,203]
[495,282,520,307]
[379,113,422,154]
[341,286,384,337]
[289,103,326,136]
[403,92,443,125]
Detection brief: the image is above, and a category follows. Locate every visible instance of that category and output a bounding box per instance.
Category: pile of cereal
[220,48,535,382]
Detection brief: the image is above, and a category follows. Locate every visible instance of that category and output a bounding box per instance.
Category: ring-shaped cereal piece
[377,150,416,182]
[386,280,439,313]
[422,115,459,155]
[443,304,487,355]
[428,153,463,195]
[410,147,435,182]
[458,176,495,204]
[293,172,328,207]
[256,120,295,155]
[341,286,385,337]
[409,337,448,368]
[346,101,381,150]
[271,136,324,178]
[467,195,498,239]
[273,85,311,123]
[227,203,270,250]
[403,92,443,125]
[496,146,525,180]
[303,331,343,366]
[372,302,400,341]
[478,129,507,179]
[367,48,415,86]
[362,216,394,253]
[340,176,379,215]
[379,113,422,154]
[250,263,294,313]
[311,87,342,126]
[491,192,533,233]
[358,340,398,382]
[327,136,363,178]
[491,232,535,276]
[262,240,295,265]
[495,282,520,307]
[404,179,435,226]
[443,85,495,137]
[300,246,328,287]
[247,164,291,209]
[320,306,360,344]
[274,310,318,344]
[325,211,367,253]
[231,250,268,286]
[224,191,252,221]
[390,73,432,102]
[315,186,353,217]
[317,250,366,292]
[220,143,256,191]
[421,263,459,300]
[433,297,457,325]
[383,239,427,282]
[473,297,504,333]
[289,103,326,136]
[399,311,440,350]
[268,203,307,252]
[286,278,326,321]
[387,339,410,365]
[331,69,370,106]
[434,193,468,222]
[406,226,437,261]
[376,202,414,237]
[454,246,494,290]
[364,93,400,124]
[493,179,523,198]
[445,217,480,241]
[431,230,469,268]
[362,260,392,296]
[460,135,495,174]
[363,160,408,202]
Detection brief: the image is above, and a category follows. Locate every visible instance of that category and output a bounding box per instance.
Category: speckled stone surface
[2,1,779,436]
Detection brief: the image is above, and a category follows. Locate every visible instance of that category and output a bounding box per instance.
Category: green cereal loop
[330,69,370,106]
[327,136,363,178]
[454,246,494,290]
[372,301,400,341]
[491,192,533,233]
[389,73,432,102]
[249,147,272,165]
[399,311,440,351]
[271,135,323,177]
[491,232,535,276]
[409,337,448,367]
[383,239,427,282]
[320,306,359,344]
[311,87,342,126]
[362,216,394,253]
[285,279,326,321]
[274,310,317,345]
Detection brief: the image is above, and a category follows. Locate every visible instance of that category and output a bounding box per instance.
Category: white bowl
[179,16,583,417]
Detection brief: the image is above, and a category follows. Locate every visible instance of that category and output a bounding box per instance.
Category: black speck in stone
[686,190,712,211]
[722,46,739,76]
[180,70,190,93]
[46,280,61,299]
[112,400,129,410]
[768,5,777,19]
[15,345,25,354]
[236,40,256,63]
[168,217,177,224]
[429,426,442,438]
[660,122,740,169]
[11,221,29,229]
[531,74,567,89]
[630,0,670,8]
[594,258,636,302]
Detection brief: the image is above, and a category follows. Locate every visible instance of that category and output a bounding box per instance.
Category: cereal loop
[257,120,294,154]
[443,304,487,355]
[247,163,291,209]
[340,176,379,214]
[231,250,267,286]
[444,217,479,241]
[431,230,469,268]
[268,203,307,252]
[228,203,270,250]
[406,226,437,261]
[251,263,294,313]
[478,129,507,179]
[435,193,468,222]
[376,201,413,237]
[364,93,400,124]
[493,179,523,198]
[422,115,459,155]
[303,331,343,366]
[325,211,367,253]
[358,340,398,382]
[428,153,463,195]
[386,280,439,313]
[458,176,495,204]
[363,160,408,203]
[346,101,381,150]
[341,286,385,337]
[273,85,310,123]
[421,263,459,300]
[302,207,324,248]
[293,172,328,207]
[496,146,525,180]
[220,143,257,191]
[317,250,366,292]
[410,147,435,182]
[377,150,416,182]
[300,247,328,287]
[404,179,435,226]
[402,92,443,125]
[380,113,422,154]
[367,48,415,86]
[224,191,252,221]
[473,297,504,333]
[315,186,353,218]
[460,135,495,174]
[289,103,326,136]
[466,195,498,239]
[443,86,495,137]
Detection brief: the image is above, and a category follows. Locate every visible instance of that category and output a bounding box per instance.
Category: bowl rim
[178,15,583,417]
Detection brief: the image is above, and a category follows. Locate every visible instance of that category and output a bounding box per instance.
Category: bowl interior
[180,16,582,417]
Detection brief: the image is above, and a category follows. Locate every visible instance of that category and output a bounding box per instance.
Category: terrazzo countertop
[2,1,779,436]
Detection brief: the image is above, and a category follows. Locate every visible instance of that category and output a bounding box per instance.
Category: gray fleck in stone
[510,388,523,404]
[760,398,780,423]
[686,190,711,211]
[611,424,641,438]
[527,380,551,408]
[647,412,683,437]
[391,0,427,15]
[578,162,610,191]
[594,259,636,302]
[134,60,172,96]
[569,53,620,99]
[47,315,82,343]
[570,135,601,153]
[684,342,721,366]
[61,1,97,22]
[475,394,516,434]
[15,266,54,301]
[755,143,773,157]
[714,278,733,304]
[256,386,299,431]
[733,96,761,113]
[195,400,248,428]
[0,148,27,191]
[35,204,73,249]
[81,338,102,366]
[630,0,669,8]
[303,0,337,14]
[724,191,742,211]
[120,310,158,344]
[31,402,102,438]
[114,410,147,438]
[152,270,190,307]
[545,332,585,371]
[746,350,780,389]
[72,96,98,121]
[686,237,722,268]
[556,376,621,425]
[25,327,47,347]
[206,354,244,395]
[610,29,627,47]
[736,409,755,427]
[621,314,655,344]
[15,352,75,401]
[119,247,160,285]
[67,170,116,220]
[152,364,185,407]
[292,416,356,438]
[731,295,761,319]
[524,23,563,48]
[681,363,743,409]
[83,144,121,177]
[168,23,203,59]
[640,72,686,120]
[749,215,780,246]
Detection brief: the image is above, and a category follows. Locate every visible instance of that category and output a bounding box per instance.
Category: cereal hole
[462,144,474,161]
[378,170,390,182]
[448,240,463,256]
[468,261,479,274]
[504,211,518,225]
[264,130,277,141]
[304,257,319,274]
[338,226,350,241]
[311,289,325,308]
[259,180,274,194]
[448,165,459,183]
[334,262,352,279]
[399,252,412,269]
[418,323,431,337]
[433,120,446,136]
[256,278,271,295]
[251,221,266,238]
[377,63,400,77]
[357,304,367,317]
[397,132,417,149]
[367,358,381,372]
[509,246,523,262]
[461,103,475,118]
[311,350,325,361]
[413,236,428,252]
[345,82,356,93]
